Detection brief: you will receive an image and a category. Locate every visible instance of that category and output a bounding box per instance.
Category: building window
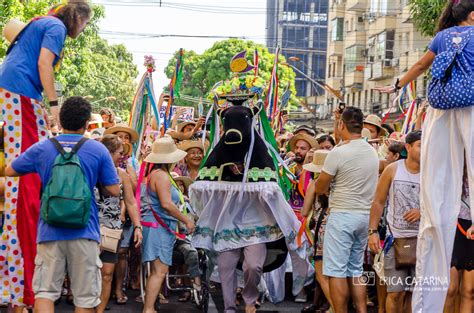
[331,18,344,41]
[369,30,395,62]
[345,46,365,72]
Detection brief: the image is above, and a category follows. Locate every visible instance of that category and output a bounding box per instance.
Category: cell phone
[338,102,346,114]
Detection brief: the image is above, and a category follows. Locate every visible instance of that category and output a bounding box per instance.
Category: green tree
[409,0,447,37]
[0,1,138,119]
[164,39,297,109]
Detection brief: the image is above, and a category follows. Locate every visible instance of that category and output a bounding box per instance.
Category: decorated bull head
[198,101,277,183]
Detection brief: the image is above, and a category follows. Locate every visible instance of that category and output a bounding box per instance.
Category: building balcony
[344,30,367,48]
[346,0,368,12]
[344,70,364,87]
[326,76,342,92]
[330,0,346,11]
[400,3,413,23]
[366,61,396,81]
[328,40,344,56]
[367,15,397,37]
[399,50,425,72]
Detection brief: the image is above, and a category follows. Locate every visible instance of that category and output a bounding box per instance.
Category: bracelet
[134,225,143,231]
[49,100,59,107]
[394,78,401,91]
[368,228,379,236]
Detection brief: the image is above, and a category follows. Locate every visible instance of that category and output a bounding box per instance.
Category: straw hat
[288,133,318,152]
[294,125,316,137]
[178,139,209,153]
[361,128,372,140]
[364,114,388,136]
[303,150,330,173]
[177,121,196,133]
[104,123,139,144]
[145,136,187,164]
[3,19,27,43]
[171,172,194,190]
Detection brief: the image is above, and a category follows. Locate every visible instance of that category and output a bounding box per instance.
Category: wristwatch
[368,228,379,236]
[134,225,143,231]
[394,78,401,91]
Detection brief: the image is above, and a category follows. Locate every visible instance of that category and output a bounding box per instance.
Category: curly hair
[53,1,92,37]
[100,107,116,123]
[59,96,91,131]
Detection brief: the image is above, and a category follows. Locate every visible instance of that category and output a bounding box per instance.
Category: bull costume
[190,52,311,313]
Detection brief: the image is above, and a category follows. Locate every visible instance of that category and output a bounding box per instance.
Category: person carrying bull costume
[190,51,312,313]
[0,2,91,309]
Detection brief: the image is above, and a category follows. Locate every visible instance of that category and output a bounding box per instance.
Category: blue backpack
[428,28,474,110]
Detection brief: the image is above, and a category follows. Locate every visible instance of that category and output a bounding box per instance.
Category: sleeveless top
[140,173,180,223]
[96,184,124,230]
[387,160,420,238]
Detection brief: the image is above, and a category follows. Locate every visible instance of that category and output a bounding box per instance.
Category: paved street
[47,287,379,313]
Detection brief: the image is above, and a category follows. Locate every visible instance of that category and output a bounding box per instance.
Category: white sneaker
[294,290,307,303]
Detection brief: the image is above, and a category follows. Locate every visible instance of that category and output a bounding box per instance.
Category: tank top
[387,160,420,238]
[140,174,180,223]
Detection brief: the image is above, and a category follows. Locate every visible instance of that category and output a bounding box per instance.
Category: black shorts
[451,218,474,271]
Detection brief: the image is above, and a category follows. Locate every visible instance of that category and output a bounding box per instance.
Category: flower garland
[208,75,266,100]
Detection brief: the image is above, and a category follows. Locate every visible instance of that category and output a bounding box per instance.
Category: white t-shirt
[322,139,379,214]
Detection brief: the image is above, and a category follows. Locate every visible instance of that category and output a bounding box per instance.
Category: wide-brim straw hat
[3,19,27,43]
[177,121,196,133]
[104,123,139,144]
[364,114,388,136]
[145,135,187,164]
[288,133,318,151]
[171,172,194,190]
[177,139,209,153]
[303,149,330,173]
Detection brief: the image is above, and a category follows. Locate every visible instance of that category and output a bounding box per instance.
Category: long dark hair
[437,0,474,33]
[53,2,92,37]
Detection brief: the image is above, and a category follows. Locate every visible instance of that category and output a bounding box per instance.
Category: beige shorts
[33,239,102,308]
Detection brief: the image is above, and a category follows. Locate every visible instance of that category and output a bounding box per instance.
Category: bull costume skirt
[190,180,312,294]
[0,88,49,306]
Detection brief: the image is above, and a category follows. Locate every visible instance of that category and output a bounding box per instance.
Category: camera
[354,271,376,286]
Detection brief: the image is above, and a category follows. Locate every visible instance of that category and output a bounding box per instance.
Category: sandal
[159,293,169,304]
[178,291,192,302]
[115,294,128,305]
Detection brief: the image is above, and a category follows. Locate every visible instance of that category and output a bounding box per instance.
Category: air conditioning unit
[391,58,400,67]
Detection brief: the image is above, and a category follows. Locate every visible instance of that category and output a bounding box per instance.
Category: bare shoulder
[382,161,398,178]
[150,169,170,184]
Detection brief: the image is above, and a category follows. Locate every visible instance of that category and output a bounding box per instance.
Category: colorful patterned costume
[0,89,49,306]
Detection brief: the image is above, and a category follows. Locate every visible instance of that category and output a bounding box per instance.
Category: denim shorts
[323,212,369,278]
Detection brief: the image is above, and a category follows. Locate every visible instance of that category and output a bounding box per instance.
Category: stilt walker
[0,3,92,308]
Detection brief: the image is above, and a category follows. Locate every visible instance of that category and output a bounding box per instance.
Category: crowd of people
[1,1,474,313]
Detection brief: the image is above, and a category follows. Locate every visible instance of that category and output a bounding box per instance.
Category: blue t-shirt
[11,134,120,243]
[429,26,474,68]
[0,17,67,100]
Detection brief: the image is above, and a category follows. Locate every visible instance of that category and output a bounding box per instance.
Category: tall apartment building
[266,0,329,99]
[325,0,430,115]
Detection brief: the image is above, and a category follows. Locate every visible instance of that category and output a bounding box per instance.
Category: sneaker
[295,290,307,303]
